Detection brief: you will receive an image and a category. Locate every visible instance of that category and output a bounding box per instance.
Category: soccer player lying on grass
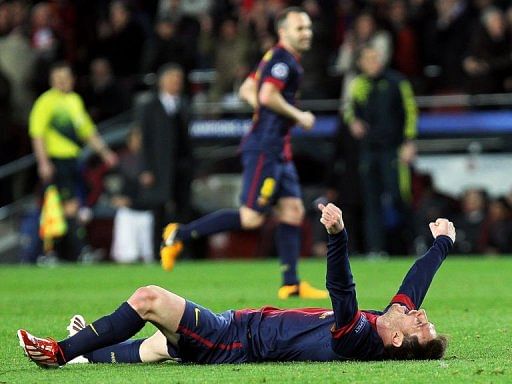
[18,203,454,367]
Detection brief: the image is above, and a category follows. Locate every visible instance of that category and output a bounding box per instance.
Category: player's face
[280,12,313,53]
[401,309,437,344]
[389,304,437,344]
[50,68,75,93]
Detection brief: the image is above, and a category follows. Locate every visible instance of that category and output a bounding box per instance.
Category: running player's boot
[17,329,65,368]
[161,223,184,271]
[65,315,89,364]
[278,281,329,299]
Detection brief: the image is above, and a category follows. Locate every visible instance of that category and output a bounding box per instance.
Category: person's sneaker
[162,223,180,246]
[65,315,89,364]
[17,329,65,368]
[160,242,184,271]
[161,223,183,271]
[66,314,87,337]
[278,281,329,299]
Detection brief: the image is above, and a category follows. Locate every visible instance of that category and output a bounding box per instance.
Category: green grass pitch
[1,257,511,383]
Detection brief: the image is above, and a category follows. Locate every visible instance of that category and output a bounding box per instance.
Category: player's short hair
[383,335,448,360]
[274,6,307,32]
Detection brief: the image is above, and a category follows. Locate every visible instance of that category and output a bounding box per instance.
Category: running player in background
[161,7,326,299]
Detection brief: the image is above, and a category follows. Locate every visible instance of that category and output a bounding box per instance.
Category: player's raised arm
[318,203,359,329]
[388,219,456,310]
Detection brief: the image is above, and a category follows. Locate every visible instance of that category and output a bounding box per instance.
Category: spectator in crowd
[335,11,392,101]
[29,62,118,261]
[208,17,250,102]
[463,6,512,94]
[413,173,458,255]
[140,16,192,75]
[195,13,215,69]
[82,58,129,122]
[110,129,155,264]
[480,197,512,254]
[30,2,64,95]
[138,63,190,256]
[0,1,10,37]
[344,46,418,256]
[453,188,487,254]
[300,0,334,99]
[388,0,421,80]
[96,0,146,78]
[422,0,475,93]
[0,21,36,126]
[9,0,29,30]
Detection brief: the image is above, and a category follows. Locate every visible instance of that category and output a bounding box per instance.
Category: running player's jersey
[240,44,303,161]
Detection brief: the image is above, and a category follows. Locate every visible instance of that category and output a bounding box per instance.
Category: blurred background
[1,0,512,264]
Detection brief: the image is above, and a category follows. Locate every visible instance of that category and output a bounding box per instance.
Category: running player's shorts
[240,152,301,213]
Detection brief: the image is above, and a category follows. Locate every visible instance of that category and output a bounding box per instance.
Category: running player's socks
[58,302,145,364]
[177,209,241,241]
[85,339,144,363]
[277,223,300,286]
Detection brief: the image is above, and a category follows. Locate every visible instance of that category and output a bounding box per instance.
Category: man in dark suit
[138,63,190,256]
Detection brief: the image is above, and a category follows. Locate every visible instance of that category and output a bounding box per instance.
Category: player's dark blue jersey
[233,306,381,362]
[240,44,303,161]
[175,230,453,363]
[231,231,453,362]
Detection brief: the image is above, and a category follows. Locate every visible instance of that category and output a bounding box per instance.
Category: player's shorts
[176,300,252,364]
[240,152,301,213]
[50,157,80,201]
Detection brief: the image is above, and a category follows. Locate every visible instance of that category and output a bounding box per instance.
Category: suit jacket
[138,94,190,209]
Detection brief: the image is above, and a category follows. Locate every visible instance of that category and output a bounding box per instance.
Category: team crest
[271,63,289,80]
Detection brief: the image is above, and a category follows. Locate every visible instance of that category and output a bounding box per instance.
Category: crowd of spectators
[1,0,512,257]
[412,180,512,255]
[2,0,512,160]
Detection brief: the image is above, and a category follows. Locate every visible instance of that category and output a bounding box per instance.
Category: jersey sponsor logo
[271,63,289,80]
[194,307,201,327]
[354,314,368,334]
